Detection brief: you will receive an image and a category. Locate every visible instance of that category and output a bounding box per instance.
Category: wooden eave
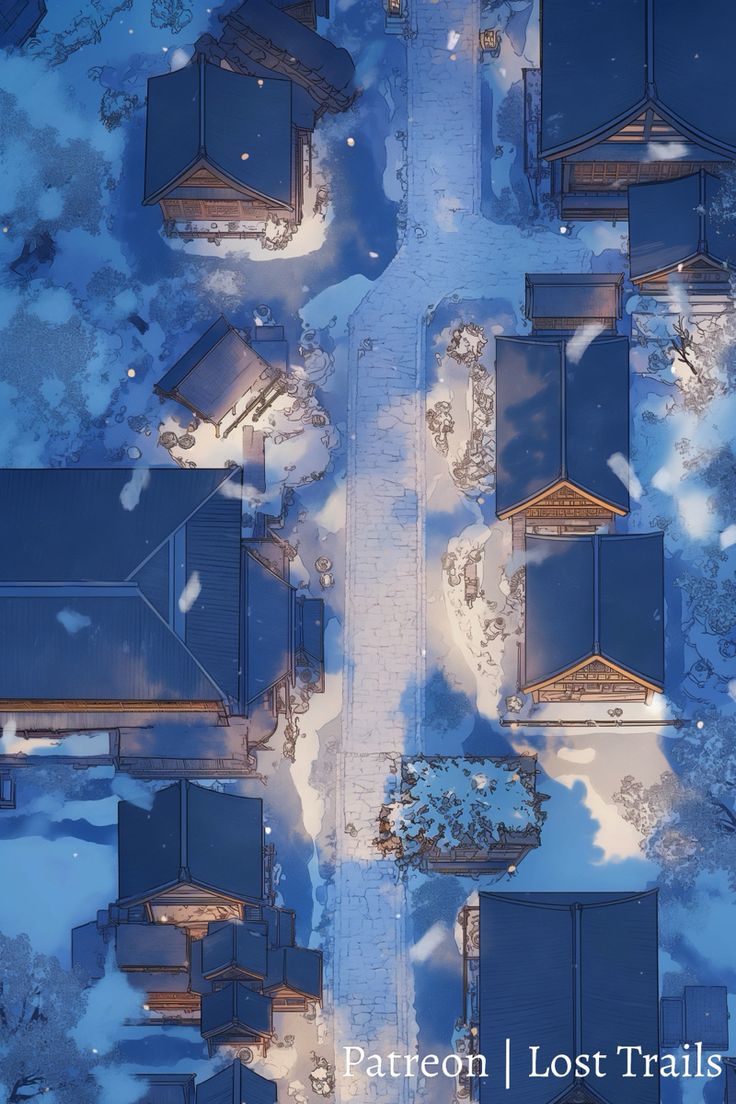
[144,155,293,212]
[497,479,627,521]
[542,96,736,162]
[632,250,733,285]
[522,654,662,696]
[118,879,251,910]
[0,698,220,712]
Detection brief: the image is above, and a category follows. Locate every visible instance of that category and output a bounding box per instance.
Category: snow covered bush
[376,756,546,872]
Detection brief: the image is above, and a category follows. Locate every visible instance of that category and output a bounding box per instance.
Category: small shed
[200,981,273,1053]
[263,945,323,1006]
[524,273,623,333]
[661,986,730,1050]
[155,317,287,437]
[115,923,189,972]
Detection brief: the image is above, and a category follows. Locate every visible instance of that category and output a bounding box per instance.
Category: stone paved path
[332,1,590,1099]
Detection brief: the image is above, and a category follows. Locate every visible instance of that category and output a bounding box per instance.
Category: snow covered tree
[376,756,546,873]
[0,933,97,1104]
[614,716,736,892]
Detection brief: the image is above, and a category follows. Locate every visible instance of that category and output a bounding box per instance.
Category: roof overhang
[632,250,733,284]
[522,653,663,696]
[542,97,736,162]
[144,155,294,211]
[117,879,251,910]
[497,479,628,522]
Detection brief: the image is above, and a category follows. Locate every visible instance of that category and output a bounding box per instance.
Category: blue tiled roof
[137,1076,195,1104]
[118,781,265,905]
[495,335,630,517]
[0,589,222,702]
[0,467,235,581]
[629,171,736,280]
[683,986,729,1049]
[243,551,293,704]
[524,273,623,323]
[198,1061,277,1104]
[201,920,269,980]
[200,981,273,1040]
[540,0,736,158]
[265,945,322,999]
[524,533,664,689]
[0,468,242,705]
[479,891,660,1104]
[660,997,684,1048]
[156,317,278,427]
[144,58,293,205]
[115,923,189,970]
[226,0,355,104]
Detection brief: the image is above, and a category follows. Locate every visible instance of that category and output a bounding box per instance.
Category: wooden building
[521,532,665,703]
[72,783,322,1053]
[524,273,623,334]
[536,0,736,219]
[495,335,630,545]
[0,467,324,734]
[208,0,355,119]
[143,57,308,240]
[661,987,730,1051]
[469,891,660,1104]
[629,170,736,300]
[155,317,288,437]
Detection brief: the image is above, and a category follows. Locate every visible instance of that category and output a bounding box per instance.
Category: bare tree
[669,316,699,376]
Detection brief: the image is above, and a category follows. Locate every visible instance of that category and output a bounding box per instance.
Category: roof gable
[541,0,736,158]
[156,316,277,426]
[201,920,269,980]
[523,533,664,690]
[495,336,630,518]
[629,170,736,280]
[118,781,265,905]
[144,59,294,205]
[200,981,272,1039]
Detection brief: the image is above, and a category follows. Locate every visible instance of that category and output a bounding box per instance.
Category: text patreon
[341,1044,724,1084]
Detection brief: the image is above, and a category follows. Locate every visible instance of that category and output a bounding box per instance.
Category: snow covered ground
[2,0,736,1101]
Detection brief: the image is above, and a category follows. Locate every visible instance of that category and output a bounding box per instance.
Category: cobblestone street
[333,0,589,1099]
